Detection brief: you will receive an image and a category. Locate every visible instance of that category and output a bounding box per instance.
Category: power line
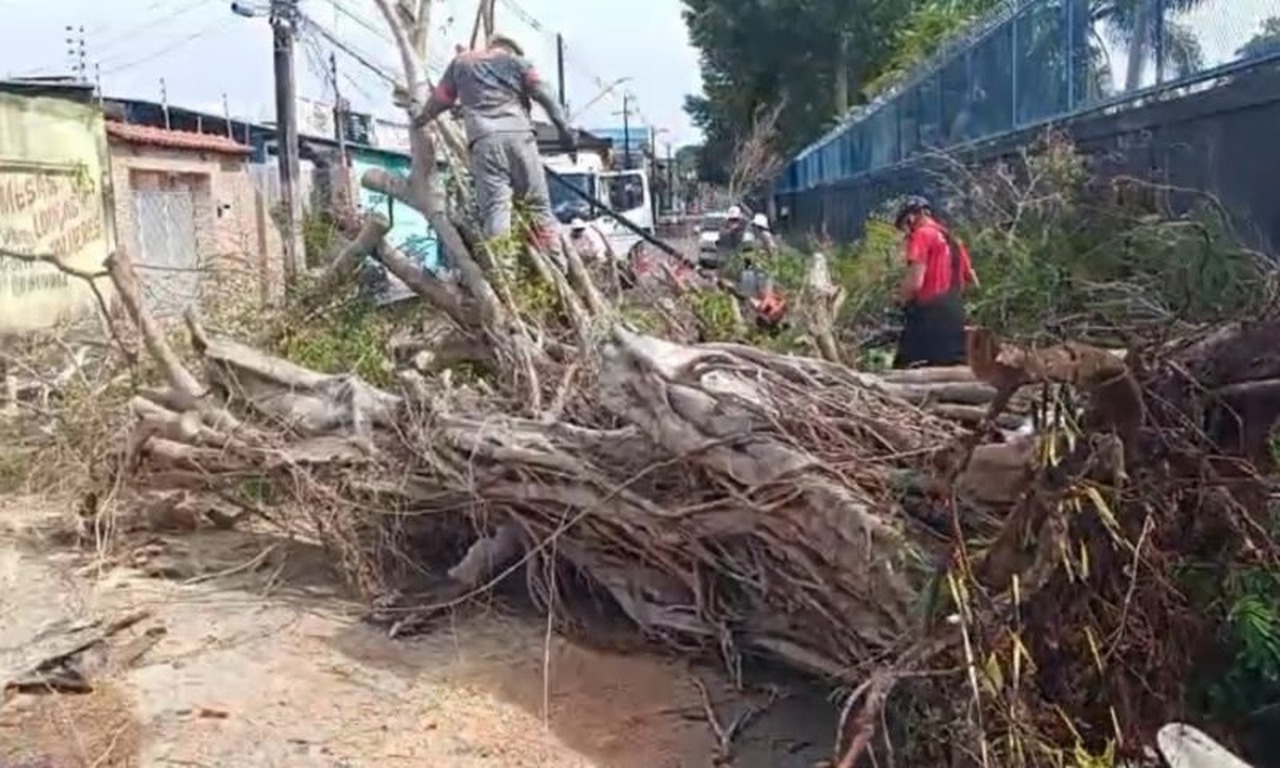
[99,18,235,76]
[340,69,378,103]
[81,0,178,38]
[492,0,651,127]
[321,0,449,73]
[324,0,386,42]
[299,12,381,105]
[298,14,398,85]
[91,0,214,64]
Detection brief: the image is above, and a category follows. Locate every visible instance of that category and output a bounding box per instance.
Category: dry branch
[80,1,1280,764]
[727,101,785,202]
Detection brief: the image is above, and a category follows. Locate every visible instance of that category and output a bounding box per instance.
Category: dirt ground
[0,496,833,767]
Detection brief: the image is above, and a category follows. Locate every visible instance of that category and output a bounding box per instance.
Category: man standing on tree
[893,195,980,369]
[412,35,577,252]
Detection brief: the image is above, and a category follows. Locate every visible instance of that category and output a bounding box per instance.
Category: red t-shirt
[904,219,973,302]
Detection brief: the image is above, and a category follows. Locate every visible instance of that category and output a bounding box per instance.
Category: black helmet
[489,34,525,56]
[894,195,931,228]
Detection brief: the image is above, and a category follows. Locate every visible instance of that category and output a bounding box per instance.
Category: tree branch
[106,249,203,401]
[0,248,132,367]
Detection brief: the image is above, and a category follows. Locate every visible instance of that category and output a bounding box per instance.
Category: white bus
[543,152,653,256]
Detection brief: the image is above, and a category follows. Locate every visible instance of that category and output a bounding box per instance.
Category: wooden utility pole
[271,0,304,282]
[160,78,171,128]
[556,33,567,110]
[330,52,352,209]
[621,94,633,169]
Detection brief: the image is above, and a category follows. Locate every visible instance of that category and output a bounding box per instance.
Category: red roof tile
[106,121,251,155]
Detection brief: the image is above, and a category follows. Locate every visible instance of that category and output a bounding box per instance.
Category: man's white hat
[751,212,769,228]
[726,205,743,219]
[569,217,587,230]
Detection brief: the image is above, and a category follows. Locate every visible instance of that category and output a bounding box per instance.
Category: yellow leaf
[1081,484,1127,548]
[1012,633,1035,675]
[984,651,1004,692]
[1084,625,1105,673]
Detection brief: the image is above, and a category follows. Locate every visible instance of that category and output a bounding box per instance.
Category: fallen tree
[19,3,1275,766]
[116,282,1280,765]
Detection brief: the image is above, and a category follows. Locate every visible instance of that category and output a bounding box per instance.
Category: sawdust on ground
[0,496,831,767]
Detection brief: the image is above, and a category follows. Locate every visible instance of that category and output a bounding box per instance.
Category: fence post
[1065,0,1075,110]
[1154,0,1166,84]
[1011,12,1020,129]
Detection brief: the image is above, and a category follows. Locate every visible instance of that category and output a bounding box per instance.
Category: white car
[697,213,755,253]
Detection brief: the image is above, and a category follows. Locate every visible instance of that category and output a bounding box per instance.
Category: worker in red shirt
[892,196,979,368]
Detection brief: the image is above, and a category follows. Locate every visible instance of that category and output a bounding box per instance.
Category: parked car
[697,212,755,252]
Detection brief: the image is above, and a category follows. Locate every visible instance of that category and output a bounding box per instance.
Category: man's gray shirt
[436,50,539,143]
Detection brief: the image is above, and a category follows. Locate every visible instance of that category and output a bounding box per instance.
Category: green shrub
[830,134,1274,345]
[276,299,405,388]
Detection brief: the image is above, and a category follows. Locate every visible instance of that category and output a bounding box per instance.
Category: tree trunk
[834,35,851,116]
[1124,0,1152,90]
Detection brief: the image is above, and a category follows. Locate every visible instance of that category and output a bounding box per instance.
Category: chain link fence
[778,0,1280,195]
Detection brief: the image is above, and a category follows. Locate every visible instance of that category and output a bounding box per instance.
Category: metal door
[132,186,199,318]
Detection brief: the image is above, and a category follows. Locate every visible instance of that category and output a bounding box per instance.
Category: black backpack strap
[939,228,964,295]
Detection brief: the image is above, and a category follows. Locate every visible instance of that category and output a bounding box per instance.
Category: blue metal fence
[777,0,1280,194]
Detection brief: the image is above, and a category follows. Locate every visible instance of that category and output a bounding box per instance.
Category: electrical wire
[79,0,189,39]
[90,0,216,65]
[99,17,236,76]
[341,69,379,103]
[322,0,450,73]
[492,0,652,127]
[299,14,399,85]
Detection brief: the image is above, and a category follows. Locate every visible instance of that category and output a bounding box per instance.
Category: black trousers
[893,293,967,369]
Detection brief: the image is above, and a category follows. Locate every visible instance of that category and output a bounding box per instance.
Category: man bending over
[414,35,577,252]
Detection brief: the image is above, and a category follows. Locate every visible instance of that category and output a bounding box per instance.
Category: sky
[0,0,706,148]
[1,0,1276,154]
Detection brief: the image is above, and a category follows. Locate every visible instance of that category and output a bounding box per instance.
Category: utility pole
[271,0,304,283]
[160,78,170,129]
[222,93,233,138]
[94,63,102,106]
[621,94,631,169]
[330,52,352,210]
[670,143,680,212]
[555,33,567,111]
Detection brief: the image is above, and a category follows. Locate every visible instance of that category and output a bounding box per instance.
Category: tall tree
[681,0,927,183]
[1093,0,1207,89]
[1237,16,1280,59]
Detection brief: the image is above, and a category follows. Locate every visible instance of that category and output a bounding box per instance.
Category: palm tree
[1091,0,1207,90]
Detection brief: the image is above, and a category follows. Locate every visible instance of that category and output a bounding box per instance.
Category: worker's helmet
[726,205,743,219]
[751,212,769,230]
[569,217,587,231]
[488,35,525,57]
[894,195,931,228]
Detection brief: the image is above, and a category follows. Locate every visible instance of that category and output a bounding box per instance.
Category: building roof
[534,123,610,154]
[0,77,95,102]
[106,121,251,155]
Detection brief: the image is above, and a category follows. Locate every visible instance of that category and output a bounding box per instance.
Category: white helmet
[726,205,743,219]
[751,212,769,228]
[569,217,587,231]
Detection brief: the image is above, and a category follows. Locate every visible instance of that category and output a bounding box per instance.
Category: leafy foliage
[681,0,1224,184]
[862,0,1002,97]
[833,135,1274,347]
[277,298,403,388]
[1238,15,1280,59]
[681,0,922,182]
